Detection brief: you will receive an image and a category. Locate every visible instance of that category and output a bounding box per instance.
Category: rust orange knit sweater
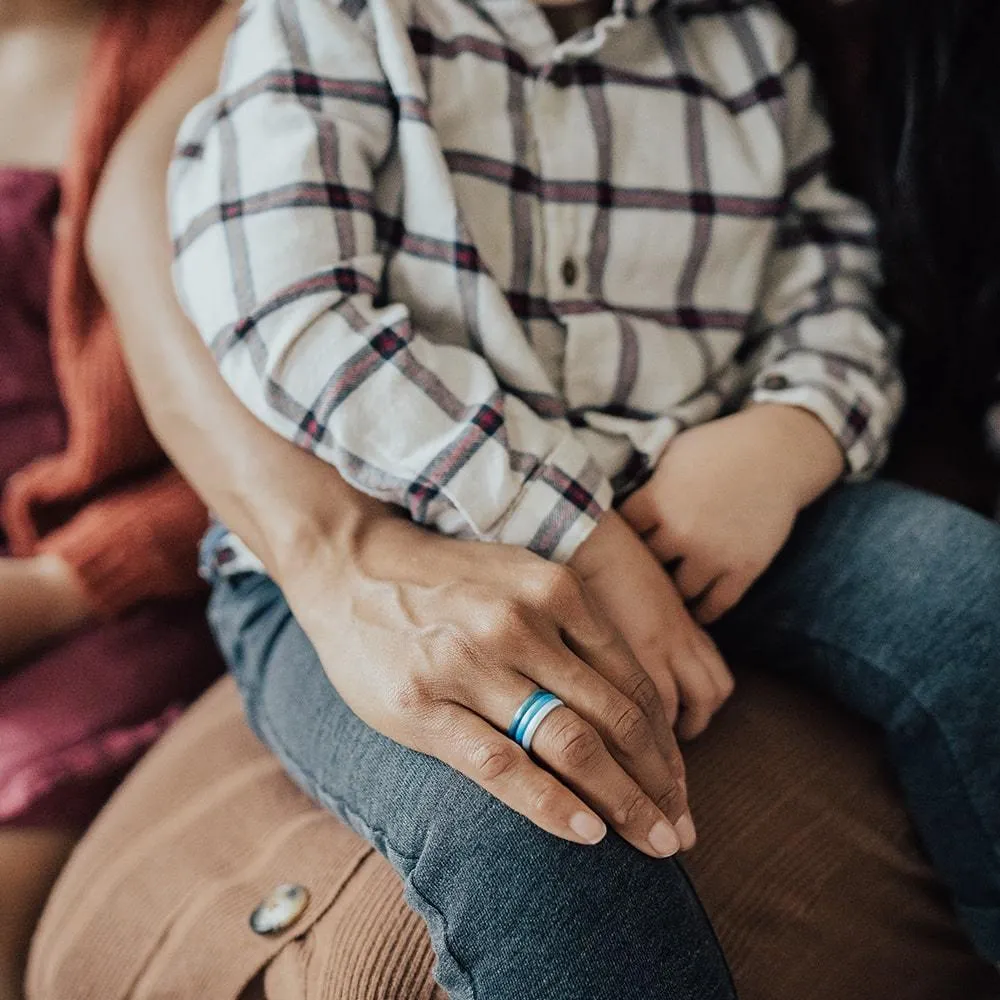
[0,0,221,616]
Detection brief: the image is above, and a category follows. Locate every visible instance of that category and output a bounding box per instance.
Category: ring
[508,689,564,753]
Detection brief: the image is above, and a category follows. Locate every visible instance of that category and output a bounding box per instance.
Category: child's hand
[569,511,734,740]
[621,405,844,625]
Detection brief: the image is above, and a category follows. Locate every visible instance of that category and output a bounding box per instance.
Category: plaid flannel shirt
[171,0,902,574]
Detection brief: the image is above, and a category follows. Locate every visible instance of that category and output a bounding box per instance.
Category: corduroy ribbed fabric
[0,0,220,616]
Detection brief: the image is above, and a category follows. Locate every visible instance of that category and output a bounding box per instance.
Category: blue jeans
[713,480,1000,964]
[209,581,736,1000]
[209,480,1000,996]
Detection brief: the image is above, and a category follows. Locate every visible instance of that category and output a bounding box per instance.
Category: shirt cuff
[491,436,614,563]
[749,372,882,480]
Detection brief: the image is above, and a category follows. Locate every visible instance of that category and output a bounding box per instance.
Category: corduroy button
[761,374,790,391]
[250,884,310,936]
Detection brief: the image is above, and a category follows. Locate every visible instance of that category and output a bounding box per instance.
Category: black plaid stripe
[176,181,375,255]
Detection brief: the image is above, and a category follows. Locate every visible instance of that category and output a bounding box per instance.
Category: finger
[693,627,735,705]
[694,572,753,625]
[542,548,691,818]
[537,566,681,740]
[673,557,719,605]
[619,487,660,537]
[527,651,692,842]
[467,662,691,847]
[672,657,721,740]
[432,704,608,847]
[662,611,729,742]
[528,705,687,858]
[555,580,686,789]
[560,622,680,749]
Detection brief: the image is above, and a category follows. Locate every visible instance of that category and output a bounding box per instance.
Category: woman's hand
[280,511,696,859]
[0,555,92,668]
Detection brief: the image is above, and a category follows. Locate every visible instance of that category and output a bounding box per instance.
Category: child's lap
[714,479,1000,701]
[713,478,1000,958]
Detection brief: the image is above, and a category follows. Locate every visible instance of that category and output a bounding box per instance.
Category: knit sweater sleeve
[37,469,208,616]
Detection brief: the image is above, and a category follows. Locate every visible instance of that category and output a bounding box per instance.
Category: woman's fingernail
[570,812,607,844]
[675,812,697,850]
[648,821,680,857]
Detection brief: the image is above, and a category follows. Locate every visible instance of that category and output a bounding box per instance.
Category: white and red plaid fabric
[171,0,902,572]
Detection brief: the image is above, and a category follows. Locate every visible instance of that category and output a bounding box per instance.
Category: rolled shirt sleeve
[743,54,904,479]
[169,0,611,562]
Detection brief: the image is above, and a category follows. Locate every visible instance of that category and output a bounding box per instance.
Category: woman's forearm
[86,3,385,581]
[84,7,702,851]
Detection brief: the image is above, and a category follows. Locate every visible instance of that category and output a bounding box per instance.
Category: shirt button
[761,374,790,392]
[561,257,579,287]
[250,884,310,936]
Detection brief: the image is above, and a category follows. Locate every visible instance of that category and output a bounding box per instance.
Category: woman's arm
[87,2,382,581]
[86,6,702,858]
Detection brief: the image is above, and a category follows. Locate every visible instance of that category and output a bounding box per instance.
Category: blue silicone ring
[510,691,559,746]
[507,690,549,739]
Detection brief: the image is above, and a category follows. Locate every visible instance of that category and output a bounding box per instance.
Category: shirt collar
[613,0,662,20]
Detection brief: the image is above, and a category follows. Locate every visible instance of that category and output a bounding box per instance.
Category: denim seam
[253,702,479,1000]
[756,622,1000,886]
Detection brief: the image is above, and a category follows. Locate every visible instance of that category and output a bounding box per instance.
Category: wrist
[743,403,845,509]
[269,490,402,604]
[567,508,627,576]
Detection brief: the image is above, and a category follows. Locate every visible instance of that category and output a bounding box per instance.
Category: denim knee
[208,573,735,1000]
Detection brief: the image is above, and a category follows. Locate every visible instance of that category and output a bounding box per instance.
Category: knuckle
[611,703,654,757]
[478,597,531,643]
[614,788,652,829]
[655,780,687,818]
[686,675,718,709]
[622,672,662,720]
[530,564,583,609]
[468,740,519,782]
[530,783,567,819]
[426,622,477,665]
[552,719,604,769]
[672,515,699,547]
[387,676,434,716]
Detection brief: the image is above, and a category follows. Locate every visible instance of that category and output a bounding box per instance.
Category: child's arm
[739,50,903,477]
[623,27,902,624]
[170,0,610,566]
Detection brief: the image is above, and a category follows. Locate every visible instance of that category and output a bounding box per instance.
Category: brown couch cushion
[27,674,1000,1000]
